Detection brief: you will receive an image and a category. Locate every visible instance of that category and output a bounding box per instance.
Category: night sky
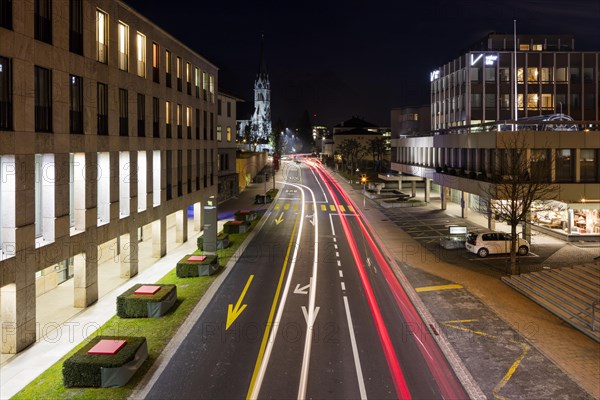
[124,0,599,128]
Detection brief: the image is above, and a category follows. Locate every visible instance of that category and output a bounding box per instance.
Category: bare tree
[481,132,557,274]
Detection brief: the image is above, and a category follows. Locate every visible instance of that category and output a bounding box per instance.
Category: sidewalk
[0,172,279,399]
[328,170,600,399]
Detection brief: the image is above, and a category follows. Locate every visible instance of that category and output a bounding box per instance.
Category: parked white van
[465,231,530,258]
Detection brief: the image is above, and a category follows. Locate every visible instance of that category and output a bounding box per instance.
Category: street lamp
[360,174,367,208]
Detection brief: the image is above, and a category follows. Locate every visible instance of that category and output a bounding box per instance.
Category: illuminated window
[556,67,567,82]
[186,106,192,139]
[202,71,207,100]
[527,93,539,109]
[517,68,524,83]
[176,56,182,91]
[226,127,231,142]
[136,32,146,78]
[165,101,172,138]
[527,68,538,83]
[194,67,200,98]
[186,62,191,95]
[517,94,524,110]
[532,44,543,51]
[96,9,108,63]
[217,125,222,141]
[519,44,530,51]
[541,94,553,109]
[176,103,182,138]
[541,67,552,83]
[118,21,129,71]
[209,75,215,103]
[165,49,171,87]
[152,42,159,83]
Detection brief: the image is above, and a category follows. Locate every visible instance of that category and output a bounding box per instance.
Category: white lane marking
[310,167,328,202]
[250,183,308,399]
[333,237,337,242]
[295,182,320,400]
[329,213,337,237]
[335,252,340,258]
[343,296,367,400]
[337,260,341,267]
[339,270,343,278]
[334,244,338,250]
[341,282,346,291]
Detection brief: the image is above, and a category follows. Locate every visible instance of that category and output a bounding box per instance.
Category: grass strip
[12,216,261,400]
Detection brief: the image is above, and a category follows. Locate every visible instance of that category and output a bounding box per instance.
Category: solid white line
[329,213,336,237]
[341,282,346,291]
[343,296,367,400]
[296,182,320,400]
[250,184,307,399]
[310,167,328,203]
[339,270,343,278]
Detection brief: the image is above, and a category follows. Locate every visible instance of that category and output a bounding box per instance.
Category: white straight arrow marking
[301,305,320,325]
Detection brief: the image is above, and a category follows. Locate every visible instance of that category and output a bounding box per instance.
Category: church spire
[258,33,268,79]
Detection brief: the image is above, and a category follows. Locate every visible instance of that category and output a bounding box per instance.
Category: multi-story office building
[390,105,431,136]
[391,34,599,241]
[430,33,598,129]
[217,91,240,203]
[0,0,218,353]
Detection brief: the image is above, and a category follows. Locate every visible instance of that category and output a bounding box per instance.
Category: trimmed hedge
[62,336,147,388]
[223,220,250,234]
[116,284,177,318]
[197,233,230,251]
[176,254,219,277]
[235,210,257,222]
[266,188,278,199]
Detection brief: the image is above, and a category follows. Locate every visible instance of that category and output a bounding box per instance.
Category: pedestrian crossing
[273,202,356,214]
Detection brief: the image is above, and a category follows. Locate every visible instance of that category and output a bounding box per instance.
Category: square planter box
[235,210,257,222]
[223,220,250,234]
[63,336,148,388]
[116,284,177,318]
[197,233,230,251]
[176,254,219,277]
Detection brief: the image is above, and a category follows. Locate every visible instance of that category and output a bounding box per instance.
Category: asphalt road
[144,159,469,399]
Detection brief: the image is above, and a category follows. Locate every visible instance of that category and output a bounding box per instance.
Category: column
[74,238,98,308]
[461,191,469,218]
[120,229,139,278]
[440,186,448,210]
[2,154,36,353]
[194,202,202,231]
[424,178,430,203]
[152,216,166,258]
[522,211,532,243]
[411,181,416,197]
[487,202,496,230]
[176,208,188,243]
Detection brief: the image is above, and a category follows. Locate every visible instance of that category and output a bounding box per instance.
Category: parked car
[465,231,529,258]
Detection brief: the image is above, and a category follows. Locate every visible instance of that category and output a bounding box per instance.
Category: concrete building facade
[0,0,218,353]
[391,34,599,242]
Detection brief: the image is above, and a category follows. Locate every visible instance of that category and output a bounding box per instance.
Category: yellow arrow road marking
[275,212,284,225]
[415,283,463,292]
[226,275,254,330]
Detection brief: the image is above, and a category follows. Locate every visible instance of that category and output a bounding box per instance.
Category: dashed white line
[341,282,346,291]
[343,296,367,400]
[335,252,340,258]
[337,260,341,267]
[339,270,343,278]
